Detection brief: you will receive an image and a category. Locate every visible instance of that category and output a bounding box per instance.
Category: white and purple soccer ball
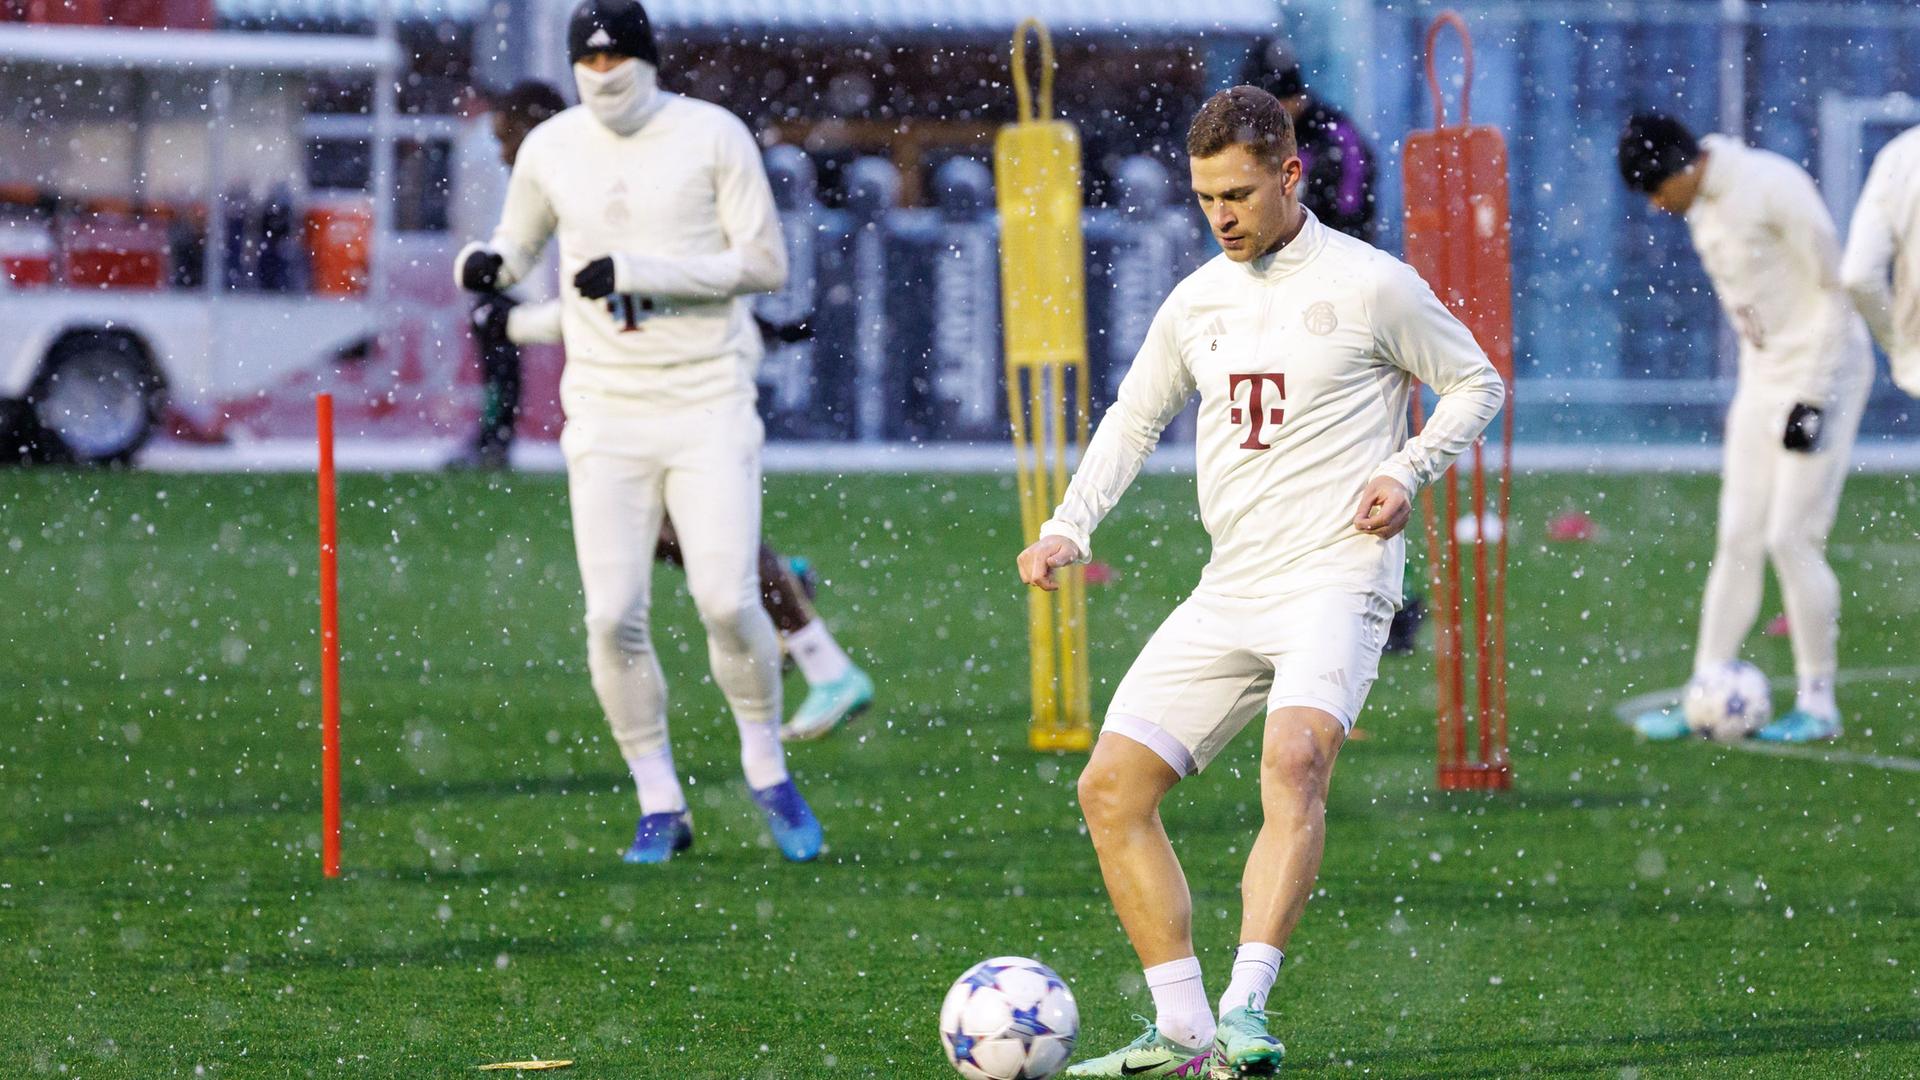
[1683,660,1773,742]
[939,956,1078,1080]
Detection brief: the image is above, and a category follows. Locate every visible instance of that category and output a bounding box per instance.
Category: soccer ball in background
[1683,660,1773,742]
[939,956,1079,1080]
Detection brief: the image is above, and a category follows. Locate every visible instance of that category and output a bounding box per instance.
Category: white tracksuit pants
[560,394,782,766]
[1696,377,1871,681]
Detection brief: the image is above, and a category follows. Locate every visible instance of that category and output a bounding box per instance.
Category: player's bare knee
[1260,729,1336,797]
[1076,762,1147,827]
[1075,765,1114,823]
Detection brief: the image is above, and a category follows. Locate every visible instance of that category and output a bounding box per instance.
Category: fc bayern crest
[1304,301,1338,336]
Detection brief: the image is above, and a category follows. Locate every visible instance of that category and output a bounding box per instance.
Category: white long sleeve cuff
[1037,519,1094,563]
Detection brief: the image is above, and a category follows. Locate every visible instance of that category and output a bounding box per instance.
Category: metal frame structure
[1403,12,1515,791]
[995,19,1092,753]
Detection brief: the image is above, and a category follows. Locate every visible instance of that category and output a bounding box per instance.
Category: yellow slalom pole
[996,19,1091,753]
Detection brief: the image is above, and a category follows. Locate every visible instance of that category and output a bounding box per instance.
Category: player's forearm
[1840,209,1899,356]
[1039,413,1158,560]
[506,300,564,346]
[1370,262,1506,491]
[1892,347,1920,398]
[1844,278,1898,357]
[1374,363,1505,494]
[1041,301,1190,556]
[608,244,786,301]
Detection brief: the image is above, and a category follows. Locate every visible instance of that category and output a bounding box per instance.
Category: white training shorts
[1104,587,1395,776]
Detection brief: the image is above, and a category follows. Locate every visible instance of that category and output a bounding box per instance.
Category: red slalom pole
[316,393,341,879]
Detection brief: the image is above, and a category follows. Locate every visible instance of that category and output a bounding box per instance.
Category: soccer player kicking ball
[455,0,823,864]
[1019,87,1503,1078]
[1618,114,1875,744]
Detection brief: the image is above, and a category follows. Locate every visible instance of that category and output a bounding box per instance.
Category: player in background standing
[1236,44,1377,243]
[454,81,569,470]
[1619,113,1874,744]
[1021,87,1503,1078]
[466,82,874,743]
[1840,124,1920,397]
[1237,43,1431,659]
[455,0,824,864]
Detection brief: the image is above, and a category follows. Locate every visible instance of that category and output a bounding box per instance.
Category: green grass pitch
[3,469,1917,1077]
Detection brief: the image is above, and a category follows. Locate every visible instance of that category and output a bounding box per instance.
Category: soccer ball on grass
[939,956,1078,1080]
[1682,660,1773,742]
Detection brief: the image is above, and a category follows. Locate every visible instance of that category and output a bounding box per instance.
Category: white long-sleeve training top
[1685,135,1873,404]
[507,298,563,346]
[478,94,786,413]
[1839,124,1920,396]
[450,118,560,347]
[1039,209,1506,605]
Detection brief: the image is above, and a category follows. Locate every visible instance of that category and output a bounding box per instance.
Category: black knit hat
[568,0,659,68]
[1237,37,1306,99]
[1618,112,1700,194]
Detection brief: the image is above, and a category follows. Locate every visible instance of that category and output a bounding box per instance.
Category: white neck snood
[574,58,660,136]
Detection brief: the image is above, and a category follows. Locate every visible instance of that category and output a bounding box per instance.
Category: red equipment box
[0,218,55,288]
[305,202,373,295]
[61,212,168,289]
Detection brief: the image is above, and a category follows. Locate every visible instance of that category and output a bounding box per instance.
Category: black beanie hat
[1237,37,1307,99]
[1618,112,1700,194]
[568,0,659,68]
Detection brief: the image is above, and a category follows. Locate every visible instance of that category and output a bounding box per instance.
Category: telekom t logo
[1228,372,1286,450]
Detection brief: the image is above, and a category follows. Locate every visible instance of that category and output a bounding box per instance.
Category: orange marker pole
[316,393,341,878]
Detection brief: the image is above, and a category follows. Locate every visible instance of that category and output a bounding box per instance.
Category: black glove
[469,293,517,343]
[755,313,814,344]
[574,256,618,300]
[459,249,504,292]
[1783,403,1824,452]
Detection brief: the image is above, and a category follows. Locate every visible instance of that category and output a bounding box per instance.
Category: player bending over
[1619,114,1874,744]
[1019,87,1503,1078]
[467,82,873,743]
[455,0,823,864]
[1839,123,1920,398]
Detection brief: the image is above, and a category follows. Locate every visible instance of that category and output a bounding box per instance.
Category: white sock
[787,619,853,686]
[737,717,790,790]
[1795,673,1837,719]
[1144,956,1215,1049]
[625,747,686,815]
[1218,943,1285,1016]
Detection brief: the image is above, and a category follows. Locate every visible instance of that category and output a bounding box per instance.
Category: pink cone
[1546,510,1597,543]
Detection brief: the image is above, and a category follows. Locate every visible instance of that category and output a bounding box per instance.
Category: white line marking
[1733,741,1920,774]
[1613,666,1920,773]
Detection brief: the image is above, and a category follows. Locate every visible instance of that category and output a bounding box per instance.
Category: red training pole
[316,393,341,879]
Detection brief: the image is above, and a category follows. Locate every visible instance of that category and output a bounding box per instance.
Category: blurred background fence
[2,0,1916,454]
